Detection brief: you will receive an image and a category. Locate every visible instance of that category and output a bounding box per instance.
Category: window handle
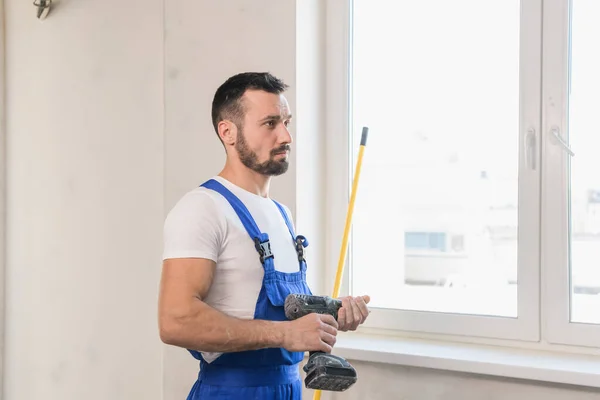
[550,126,575,157]
[525,128,537,170]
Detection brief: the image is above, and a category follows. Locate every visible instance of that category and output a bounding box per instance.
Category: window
[325,0,600,346]
[544,0,600,348]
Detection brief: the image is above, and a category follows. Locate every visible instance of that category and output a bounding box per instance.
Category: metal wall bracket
[33,0,52,20]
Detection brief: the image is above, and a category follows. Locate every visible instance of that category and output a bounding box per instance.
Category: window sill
[332,332,600,389]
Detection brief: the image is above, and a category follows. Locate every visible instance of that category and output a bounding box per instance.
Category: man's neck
[219,164,271,198]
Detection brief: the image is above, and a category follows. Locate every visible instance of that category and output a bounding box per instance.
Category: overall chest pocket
[264,273,313,307]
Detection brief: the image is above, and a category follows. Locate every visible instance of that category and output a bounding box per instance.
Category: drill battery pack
[303,351,357,392]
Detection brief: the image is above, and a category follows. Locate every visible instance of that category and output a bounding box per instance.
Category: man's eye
[266,121,275,127]
[284,120,290,127]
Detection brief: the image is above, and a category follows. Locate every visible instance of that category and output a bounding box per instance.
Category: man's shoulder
[167,178,294,226]
[165,183,230,223]
[169,186,216,210]
[162,184,231,261]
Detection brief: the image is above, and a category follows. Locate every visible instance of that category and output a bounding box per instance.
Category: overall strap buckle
[295,235,309,262]
[254,237,274,264]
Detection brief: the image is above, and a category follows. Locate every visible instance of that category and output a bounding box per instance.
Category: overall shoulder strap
[272,200,295,239]
[201,179,274,265]
[201,179,262,238]
[272,200,309,266]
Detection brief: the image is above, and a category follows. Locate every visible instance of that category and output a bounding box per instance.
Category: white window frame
[543,0,600,348]
[325,0,547,343]
[0,0,5,393]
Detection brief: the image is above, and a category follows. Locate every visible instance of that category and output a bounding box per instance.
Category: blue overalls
[186,179,313,400]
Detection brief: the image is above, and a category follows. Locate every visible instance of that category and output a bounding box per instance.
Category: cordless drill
[284,294,358,392]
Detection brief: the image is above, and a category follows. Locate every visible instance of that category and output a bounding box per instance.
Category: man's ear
[218,120,237,146]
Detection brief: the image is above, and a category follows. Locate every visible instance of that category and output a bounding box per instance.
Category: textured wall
[4,0,164,399]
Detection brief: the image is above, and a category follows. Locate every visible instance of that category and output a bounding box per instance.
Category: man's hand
[337,295,370,332]
[281,313,339,353]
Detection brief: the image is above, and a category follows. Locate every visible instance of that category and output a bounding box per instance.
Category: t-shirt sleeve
[162,191,225,262]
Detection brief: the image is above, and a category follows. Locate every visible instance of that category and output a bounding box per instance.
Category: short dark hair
[211,72,289,138]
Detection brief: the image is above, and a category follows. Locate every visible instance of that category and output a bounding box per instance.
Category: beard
[235,128,290,176]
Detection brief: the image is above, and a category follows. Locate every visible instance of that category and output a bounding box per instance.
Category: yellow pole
[313,126,369,400]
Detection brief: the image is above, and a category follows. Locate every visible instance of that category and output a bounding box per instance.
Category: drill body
[284,294,358,392]
[284,293,342,320]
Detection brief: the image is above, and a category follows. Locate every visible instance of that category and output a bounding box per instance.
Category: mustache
[271,145,291,156]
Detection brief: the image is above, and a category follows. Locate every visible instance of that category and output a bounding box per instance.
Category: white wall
[3,0,600,400]
[295,0,326,299]
[4,0,164,399]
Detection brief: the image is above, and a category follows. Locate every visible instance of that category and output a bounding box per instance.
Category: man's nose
[277,123,293,144]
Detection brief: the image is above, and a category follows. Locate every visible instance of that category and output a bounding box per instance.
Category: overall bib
[186,179,313,400]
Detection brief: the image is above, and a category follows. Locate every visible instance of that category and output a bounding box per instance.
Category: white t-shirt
[162,176,302,363]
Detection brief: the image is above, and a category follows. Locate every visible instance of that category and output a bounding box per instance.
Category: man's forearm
[160,299,288,353]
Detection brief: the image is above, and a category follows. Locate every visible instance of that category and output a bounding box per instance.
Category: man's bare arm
[158,258,338,354]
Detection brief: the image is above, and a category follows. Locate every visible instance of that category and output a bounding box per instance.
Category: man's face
[234,90,292,176]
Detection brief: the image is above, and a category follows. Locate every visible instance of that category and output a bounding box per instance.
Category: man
[158,72,370,399]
